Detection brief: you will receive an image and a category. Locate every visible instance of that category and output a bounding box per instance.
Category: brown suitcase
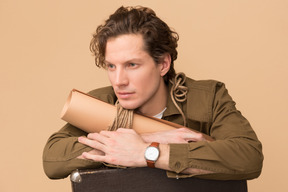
[70,167,247,192]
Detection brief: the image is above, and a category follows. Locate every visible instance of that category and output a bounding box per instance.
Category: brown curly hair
[90,6,179,83]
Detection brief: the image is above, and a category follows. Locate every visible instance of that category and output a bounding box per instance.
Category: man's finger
[87,133,109,144]
[78,136,106,151]
[98,131,119,139]
[116,128,136,134]
[82,152,106,162]
[87,133,98,139]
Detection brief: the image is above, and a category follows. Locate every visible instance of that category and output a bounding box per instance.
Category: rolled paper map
[60,89,214,141]
[60,89,180,133]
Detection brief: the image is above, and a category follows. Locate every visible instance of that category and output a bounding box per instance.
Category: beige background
[0,0,287,191]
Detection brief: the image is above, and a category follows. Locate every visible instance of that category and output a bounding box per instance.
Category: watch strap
[146,142,160,168]
[150,142,159,148]
[147,160,156,168]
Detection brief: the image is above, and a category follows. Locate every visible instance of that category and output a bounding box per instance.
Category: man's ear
[159,53,171,77]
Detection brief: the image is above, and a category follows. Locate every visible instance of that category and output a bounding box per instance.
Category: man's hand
[78,128,148,167]
[141,127,214,144]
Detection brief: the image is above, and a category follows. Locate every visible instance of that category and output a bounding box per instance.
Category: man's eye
[107,64,115,69]
[129,63,137,67]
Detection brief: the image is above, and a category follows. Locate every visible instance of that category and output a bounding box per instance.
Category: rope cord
[108,101,134,131]
[169,72,188,127]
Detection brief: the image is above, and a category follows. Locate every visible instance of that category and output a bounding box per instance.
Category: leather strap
[147,160,156,168]
[146,142,160,168]
[150,142,159,148]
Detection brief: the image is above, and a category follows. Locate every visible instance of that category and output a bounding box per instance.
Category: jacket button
[175,161,181,169]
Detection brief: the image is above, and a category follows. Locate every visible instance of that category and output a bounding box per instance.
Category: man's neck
[137,80,168,117]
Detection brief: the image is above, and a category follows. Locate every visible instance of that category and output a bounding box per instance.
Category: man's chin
[118,101,138,110]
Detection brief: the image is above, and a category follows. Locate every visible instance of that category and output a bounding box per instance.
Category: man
[43,6,263,180]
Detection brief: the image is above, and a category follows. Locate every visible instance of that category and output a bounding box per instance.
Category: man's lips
[116,92,134,99]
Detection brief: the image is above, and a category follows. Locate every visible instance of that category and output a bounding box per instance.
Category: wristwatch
[144,142,160,168]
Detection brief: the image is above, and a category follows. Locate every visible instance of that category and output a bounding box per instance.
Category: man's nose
[115,68,128,87]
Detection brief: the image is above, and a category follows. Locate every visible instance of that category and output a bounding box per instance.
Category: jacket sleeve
[42,87,116,179]
[42,123,103,179]
[168,82,264,180]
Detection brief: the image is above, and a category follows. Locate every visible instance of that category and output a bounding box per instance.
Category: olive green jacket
[43,78,263,180]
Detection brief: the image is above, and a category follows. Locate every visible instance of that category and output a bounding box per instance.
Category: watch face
[145,146,159,161]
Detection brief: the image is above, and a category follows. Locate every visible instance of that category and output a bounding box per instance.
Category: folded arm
[78,128,214,175]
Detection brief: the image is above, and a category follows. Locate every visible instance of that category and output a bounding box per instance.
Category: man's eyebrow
[105,58,143,65]
[127,58,143,62]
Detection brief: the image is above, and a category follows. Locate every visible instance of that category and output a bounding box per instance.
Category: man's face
[105,34,167,115]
